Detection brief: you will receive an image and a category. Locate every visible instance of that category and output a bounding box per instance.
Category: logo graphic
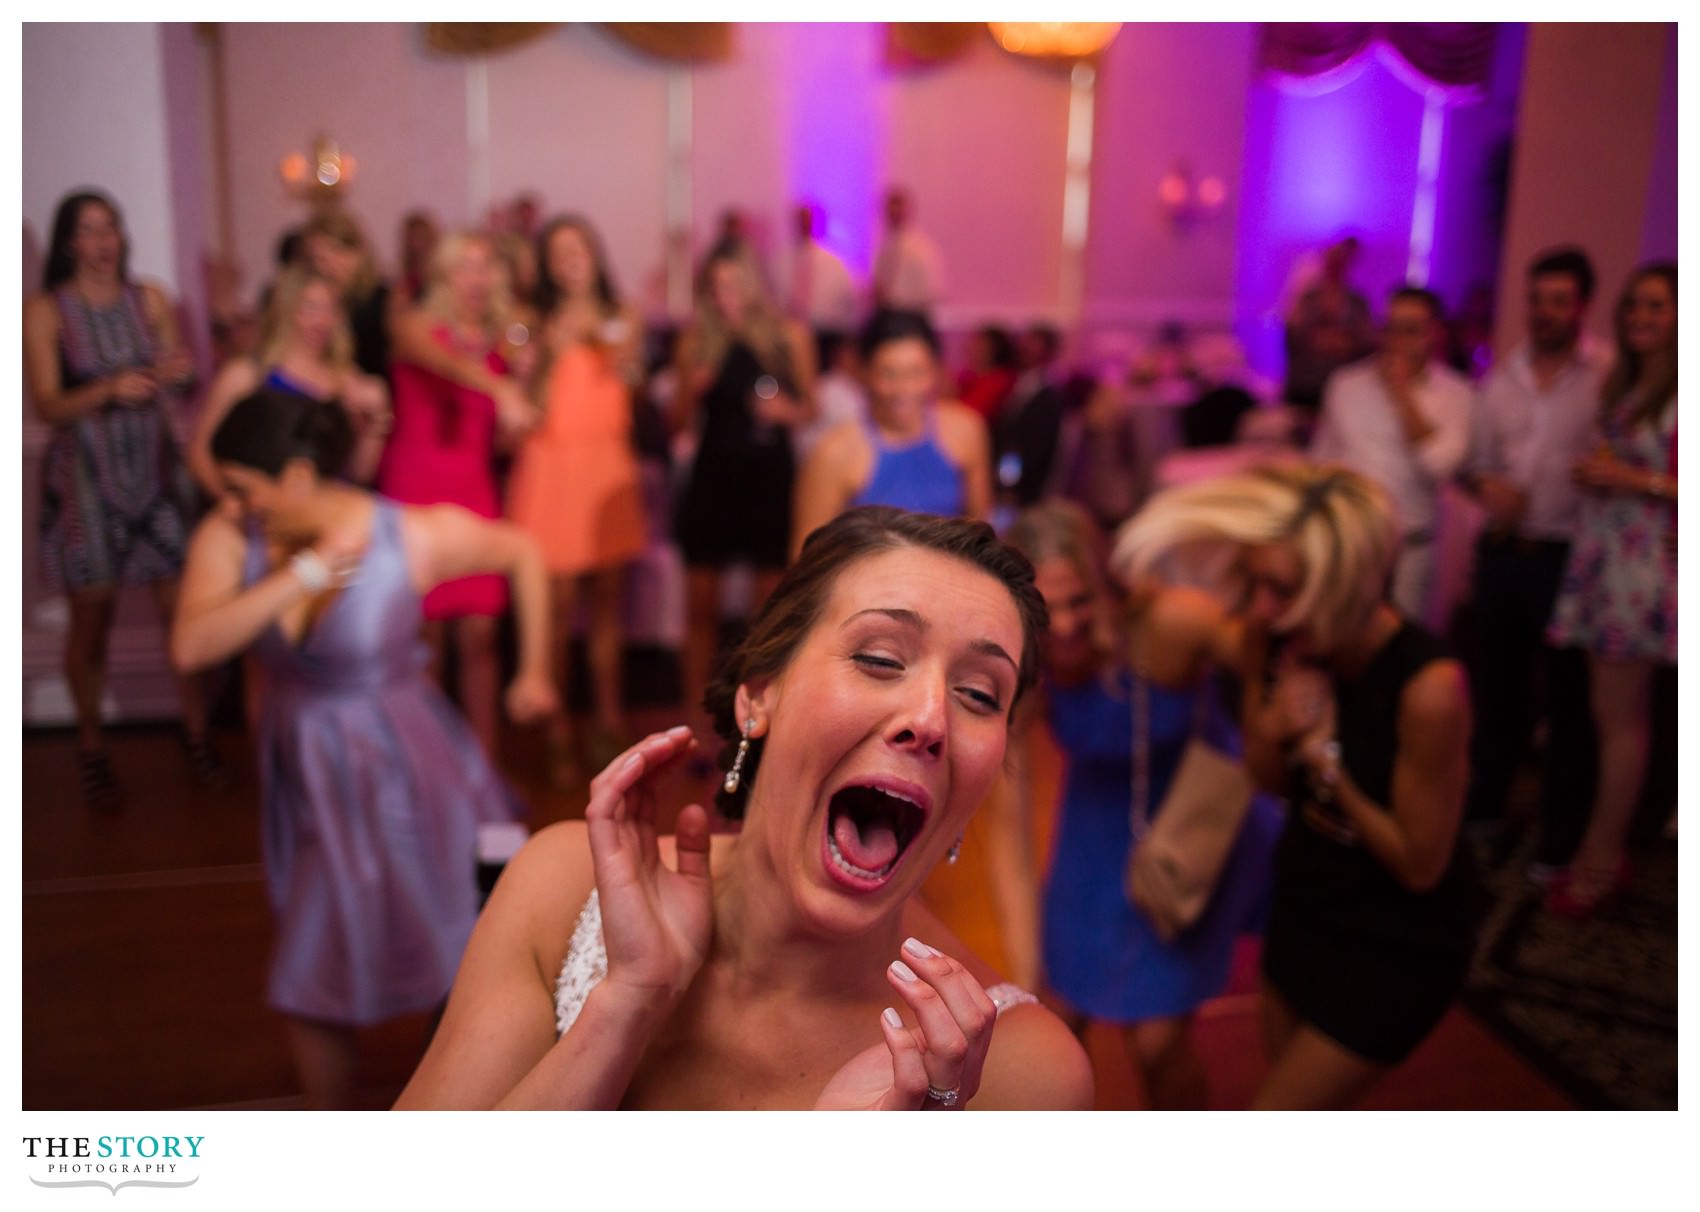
[22,1135,203,1196]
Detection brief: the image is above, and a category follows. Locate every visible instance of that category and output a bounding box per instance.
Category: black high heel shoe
[79,749,124,812]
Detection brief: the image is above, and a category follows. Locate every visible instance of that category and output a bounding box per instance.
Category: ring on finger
[925,1085,961,1108]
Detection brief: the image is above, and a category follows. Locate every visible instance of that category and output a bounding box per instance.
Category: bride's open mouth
[821,776,931,891]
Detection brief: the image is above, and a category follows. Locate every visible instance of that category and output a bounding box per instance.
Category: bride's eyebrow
[843,608,1016,674]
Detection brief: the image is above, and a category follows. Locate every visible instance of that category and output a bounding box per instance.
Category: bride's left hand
[814,937,997,1111]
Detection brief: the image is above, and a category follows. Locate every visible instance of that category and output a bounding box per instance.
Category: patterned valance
[1259,23,1500,93]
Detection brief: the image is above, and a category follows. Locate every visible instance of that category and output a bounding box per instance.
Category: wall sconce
[279,133,357,204]
[1157,160,1227,228]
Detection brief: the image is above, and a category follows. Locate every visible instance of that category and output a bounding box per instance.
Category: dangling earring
[723,717,755,794]
[947,835,963,865]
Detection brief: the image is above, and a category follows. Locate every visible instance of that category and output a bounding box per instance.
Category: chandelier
[987,22,1122,60]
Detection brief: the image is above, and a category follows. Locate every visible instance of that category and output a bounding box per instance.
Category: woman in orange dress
[509,216,647,786]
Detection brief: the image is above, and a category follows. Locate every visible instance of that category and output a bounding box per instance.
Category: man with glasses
[1310,285,1473,623]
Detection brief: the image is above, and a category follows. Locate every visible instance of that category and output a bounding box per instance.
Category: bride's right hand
[584,725,715,1017]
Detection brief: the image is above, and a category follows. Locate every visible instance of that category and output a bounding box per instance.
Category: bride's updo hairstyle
[705,506,1048,819]
[210,388,355,480]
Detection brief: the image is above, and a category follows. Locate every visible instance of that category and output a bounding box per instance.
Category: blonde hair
[691,244,793,381]
[421,230,517,338]
[1004,500,1123,667]
[1109,462,1399,653]
[300,207,379,301]
[257,265,353,372]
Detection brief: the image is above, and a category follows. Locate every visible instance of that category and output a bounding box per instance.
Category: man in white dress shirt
[872,187,945,315]
[787,201,859,362]
[1458,247,1610,865]
[1310,286,1473,622]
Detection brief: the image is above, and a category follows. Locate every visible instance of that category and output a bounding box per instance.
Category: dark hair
[1528,245,1596,304]
[210,388,355,480]
[44,190,127,290]
[974,325,1019,371]
[1389,285,1444,322]
[859,308,940,363]
[535,214,621,317]
[1602,261,1678,430]
[1025,323,1062,365]
[705,506,1048,818]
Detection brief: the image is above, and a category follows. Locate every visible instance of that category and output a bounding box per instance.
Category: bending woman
[396,507,1092,1109]
[171,389,557,1109]
[988,500,1280,1108]
[1114,463,1477,1109]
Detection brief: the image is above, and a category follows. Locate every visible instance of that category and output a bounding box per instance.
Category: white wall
[23,23,182,286]
[212,22,1251,333]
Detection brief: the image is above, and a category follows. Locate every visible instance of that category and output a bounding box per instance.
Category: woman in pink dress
[382,231,539,756]
[508,216,647,786]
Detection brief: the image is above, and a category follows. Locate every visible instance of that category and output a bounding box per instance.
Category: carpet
[1461,827,1678,1110]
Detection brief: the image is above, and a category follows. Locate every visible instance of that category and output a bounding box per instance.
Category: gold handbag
[1124,675,1254,943]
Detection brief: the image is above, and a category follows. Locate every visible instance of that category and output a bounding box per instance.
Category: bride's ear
[734,679,776,738]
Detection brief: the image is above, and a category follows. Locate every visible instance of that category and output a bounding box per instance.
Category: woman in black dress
[671,243,816,741]
[1113,462,1477,1109]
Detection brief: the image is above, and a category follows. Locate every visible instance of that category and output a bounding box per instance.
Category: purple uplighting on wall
[781,23,883,275]
[1233,27,1525,383]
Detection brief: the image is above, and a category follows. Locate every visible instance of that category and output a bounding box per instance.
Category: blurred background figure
[1310,286,1472,624]
[957,323,1019,422]
[786,199,859,371]
[793,309,988,553]
[509,215,649,787]
[1544,262,1678,917]
[873,185,945,316]
[381,231,538,757]
[190,265,391,499]
[992,500,1281,1108]
[23,189,213,808]
[1282,235,1374,416]
[1458,246,1607,868]
[671,243,816,744]
[394,209,441,305]
[298,208,392,381]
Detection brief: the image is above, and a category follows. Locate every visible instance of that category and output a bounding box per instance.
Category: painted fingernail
[667,724,694,738]
[621,753,643,772]
[890,959,919,982]
[902,937,939,960]
[881,1007,903,1031]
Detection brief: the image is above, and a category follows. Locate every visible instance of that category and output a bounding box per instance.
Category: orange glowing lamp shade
[988,22,1121,59]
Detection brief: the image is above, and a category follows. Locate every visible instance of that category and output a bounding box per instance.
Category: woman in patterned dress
[24,189,215,808]
[1545,263,1678,916]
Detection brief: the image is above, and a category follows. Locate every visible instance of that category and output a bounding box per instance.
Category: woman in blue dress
[171,388,557,1108]
[991,499,1281,1108]
[792,309,990,554]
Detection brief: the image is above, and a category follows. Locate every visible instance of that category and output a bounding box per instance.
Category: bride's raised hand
[584,725,715,1017]
[815,938,998,1111]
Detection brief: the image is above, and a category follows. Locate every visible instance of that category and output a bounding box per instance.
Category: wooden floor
[22,720,1573,1111]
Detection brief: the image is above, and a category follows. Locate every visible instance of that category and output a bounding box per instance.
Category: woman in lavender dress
[171,388,557,1108]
